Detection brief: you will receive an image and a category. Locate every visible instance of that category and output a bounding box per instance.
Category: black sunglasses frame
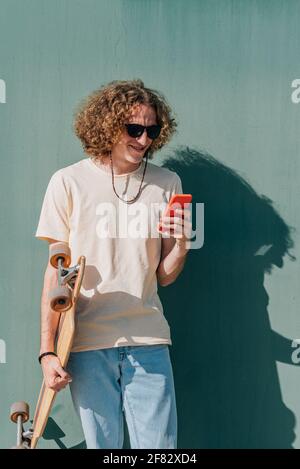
[125,123,162,140]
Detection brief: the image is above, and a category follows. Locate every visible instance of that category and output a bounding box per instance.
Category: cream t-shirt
[35,156,183,352]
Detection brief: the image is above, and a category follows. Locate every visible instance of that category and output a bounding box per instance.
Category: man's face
[112,104,157,164]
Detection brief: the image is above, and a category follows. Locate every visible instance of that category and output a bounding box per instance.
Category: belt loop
[119,347,125,361]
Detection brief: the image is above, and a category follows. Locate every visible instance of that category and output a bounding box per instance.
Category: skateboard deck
[10,243,86,449]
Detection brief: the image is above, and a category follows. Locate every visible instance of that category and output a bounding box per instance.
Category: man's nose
[136,129,149,145]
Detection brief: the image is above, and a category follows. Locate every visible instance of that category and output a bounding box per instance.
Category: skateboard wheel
[49,286,72,312]
[10,401,29,424]
[49,243,71,269]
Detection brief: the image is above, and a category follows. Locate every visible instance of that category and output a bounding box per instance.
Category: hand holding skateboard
[40,354,72,392]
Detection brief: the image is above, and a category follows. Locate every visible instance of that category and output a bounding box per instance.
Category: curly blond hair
[73,79,178,162]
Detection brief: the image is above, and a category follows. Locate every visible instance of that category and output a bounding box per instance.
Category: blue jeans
[66,344,177,449]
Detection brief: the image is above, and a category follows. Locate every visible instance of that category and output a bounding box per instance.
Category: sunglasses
[125,123,162,140]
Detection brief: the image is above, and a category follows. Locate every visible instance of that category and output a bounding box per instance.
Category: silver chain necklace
[109,151,148,204]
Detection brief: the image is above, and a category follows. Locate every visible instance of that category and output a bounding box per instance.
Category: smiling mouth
[129,145,146,151]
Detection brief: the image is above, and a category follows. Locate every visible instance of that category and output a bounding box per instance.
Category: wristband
[38,352,57,364]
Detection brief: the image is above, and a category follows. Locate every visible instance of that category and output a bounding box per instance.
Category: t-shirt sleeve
[35,170,71,243]
[170,173,183,197]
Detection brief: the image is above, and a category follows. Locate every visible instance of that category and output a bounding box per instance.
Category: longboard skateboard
[10,242,86,449]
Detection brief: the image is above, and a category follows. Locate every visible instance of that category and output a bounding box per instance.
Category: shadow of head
[163,146,295,271]
[160,146,296,448]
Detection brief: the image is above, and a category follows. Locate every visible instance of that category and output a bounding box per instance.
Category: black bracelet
[38,352,57,364]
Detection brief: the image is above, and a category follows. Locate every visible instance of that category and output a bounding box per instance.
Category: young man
[35,79,191,449]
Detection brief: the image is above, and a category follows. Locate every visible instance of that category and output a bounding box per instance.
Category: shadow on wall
[159,146,299,449]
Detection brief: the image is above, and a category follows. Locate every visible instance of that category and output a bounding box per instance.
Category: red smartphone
[158,193,192,232]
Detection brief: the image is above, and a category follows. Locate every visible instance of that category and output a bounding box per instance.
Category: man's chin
[126,150,144,162]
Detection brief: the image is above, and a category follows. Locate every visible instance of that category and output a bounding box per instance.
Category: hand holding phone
[158,193,192,232]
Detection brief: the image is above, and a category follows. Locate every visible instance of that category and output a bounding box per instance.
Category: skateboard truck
[10,402,32,449]
[48,243,81,312]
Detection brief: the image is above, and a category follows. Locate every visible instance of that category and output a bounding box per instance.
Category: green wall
[1,0,300,449]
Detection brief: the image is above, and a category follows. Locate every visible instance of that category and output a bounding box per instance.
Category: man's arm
[157,237,189,287]
[156,206,191,287]
[39,239,72,391]
[39,249,61,356]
